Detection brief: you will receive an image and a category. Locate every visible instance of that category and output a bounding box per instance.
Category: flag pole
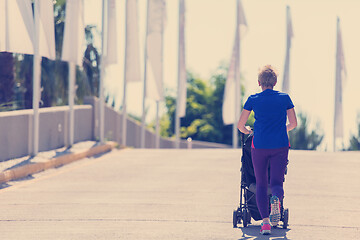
[99,0,106,144]
[175,107,181,149]
[122,74,127,147]
[156,0,166,149]
[4,0,9,50]
[175,0,181,149]
[32,0,41,155]
[69,62,75,146]
[156,101,160,148]
[233,0,240,149]
[122,0,129,147]
[282,6,292,94]
[141,0,150,148]
[333,18,338,152]
[333,17,340,152]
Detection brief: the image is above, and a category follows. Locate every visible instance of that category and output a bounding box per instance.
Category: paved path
[0,149,359,239]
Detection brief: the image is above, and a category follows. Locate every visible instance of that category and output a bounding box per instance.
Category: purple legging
[251,147,289,219]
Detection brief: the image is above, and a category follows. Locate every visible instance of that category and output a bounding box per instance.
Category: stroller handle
[241,131,254,147]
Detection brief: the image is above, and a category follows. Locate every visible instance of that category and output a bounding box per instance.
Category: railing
[0,97,231,161]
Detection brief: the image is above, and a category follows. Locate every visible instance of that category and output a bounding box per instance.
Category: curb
[0,141,118,185]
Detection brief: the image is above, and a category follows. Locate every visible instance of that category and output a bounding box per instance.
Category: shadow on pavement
[0,182,11,190]
[53,147,73,158]
[237,225,290,240]
[4,156,34,171]
[53,142,99,158]
[92,149,113,159]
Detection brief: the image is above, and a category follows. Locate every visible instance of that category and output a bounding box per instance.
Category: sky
[84,0,360,151]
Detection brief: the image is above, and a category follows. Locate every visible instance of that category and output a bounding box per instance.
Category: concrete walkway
[0,149,359,239]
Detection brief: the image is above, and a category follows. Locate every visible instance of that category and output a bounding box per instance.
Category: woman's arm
[286,108,297,132]
[237,109,252,134]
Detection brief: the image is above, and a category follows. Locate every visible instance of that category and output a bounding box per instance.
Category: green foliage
[128,113,142,124]
[159,114,171,137]
[161,95,176,137]
[148,112,173,138]
[348,119,360,150]
[162,65,250,145]
[83,25,100,97]
[288,112,324,150]
[55,0,66,6]
[39,1,68,107]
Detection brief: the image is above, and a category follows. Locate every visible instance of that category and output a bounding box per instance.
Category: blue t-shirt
[243,89,294,149]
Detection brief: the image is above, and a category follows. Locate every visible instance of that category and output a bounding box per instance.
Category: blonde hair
[258,65,278,88]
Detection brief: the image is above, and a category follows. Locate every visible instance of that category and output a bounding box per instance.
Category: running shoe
[270,195,281,226]
[260,222,271,235]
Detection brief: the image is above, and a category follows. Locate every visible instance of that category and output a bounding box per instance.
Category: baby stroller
[232,133,289,228]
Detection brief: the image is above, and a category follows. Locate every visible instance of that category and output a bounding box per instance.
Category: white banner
[105,0,118,65]
[222,33,238,125]
[282,6,294,94]
[178,0,186,117]
[334,17,346,138]
[62,0,85,66]
[125,0,141,82]
[146,0,167,101]
[0,0,34,54]
[222,0,247,125]
[37,0,56,60]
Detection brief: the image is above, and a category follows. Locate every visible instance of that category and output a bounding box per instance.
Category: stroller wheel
[242,209,250,227]
[283,208,289,229]
[233,210,238,228]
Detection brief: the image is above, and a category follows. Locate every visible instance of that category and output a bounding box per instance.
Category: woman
[237,65,297,235]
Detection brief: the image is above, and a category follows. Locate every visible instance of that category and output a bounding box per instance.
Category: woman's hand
[245,126,253,135]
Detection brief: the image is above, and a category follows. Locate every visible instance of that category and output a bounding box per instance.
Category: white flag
[62,0,85,66]
[334,17,346,138]
[222,0,247,125]
[146,0,167,101]
[105,0,118,65]
[125,0,141,82]
[282,6,294,94]
[222,35,238,125]
[37,0,56,60]
[0,0,34,55]
[178,0,186,117]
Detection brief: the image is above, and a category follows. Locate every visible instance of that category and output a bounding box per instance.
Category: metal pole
[175,105,180,148]
[187,137,192,149]
[122,0,129,147]
[156,0,165,149]
[141,0,150,148]
[122,74,128,147]
[233,0,240,149]
[99,0,106,144]
[333,17,340,152]
[32,0,41,155]
[175,0,181,149]
[155,101,160,148]
[282,6,291,94]
[68,62,75,146]
[4,0,9,50]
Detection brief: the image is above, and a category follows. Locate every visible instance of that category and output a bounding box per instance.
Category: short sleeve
[243,96,253,111]
[287,95,294,110]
